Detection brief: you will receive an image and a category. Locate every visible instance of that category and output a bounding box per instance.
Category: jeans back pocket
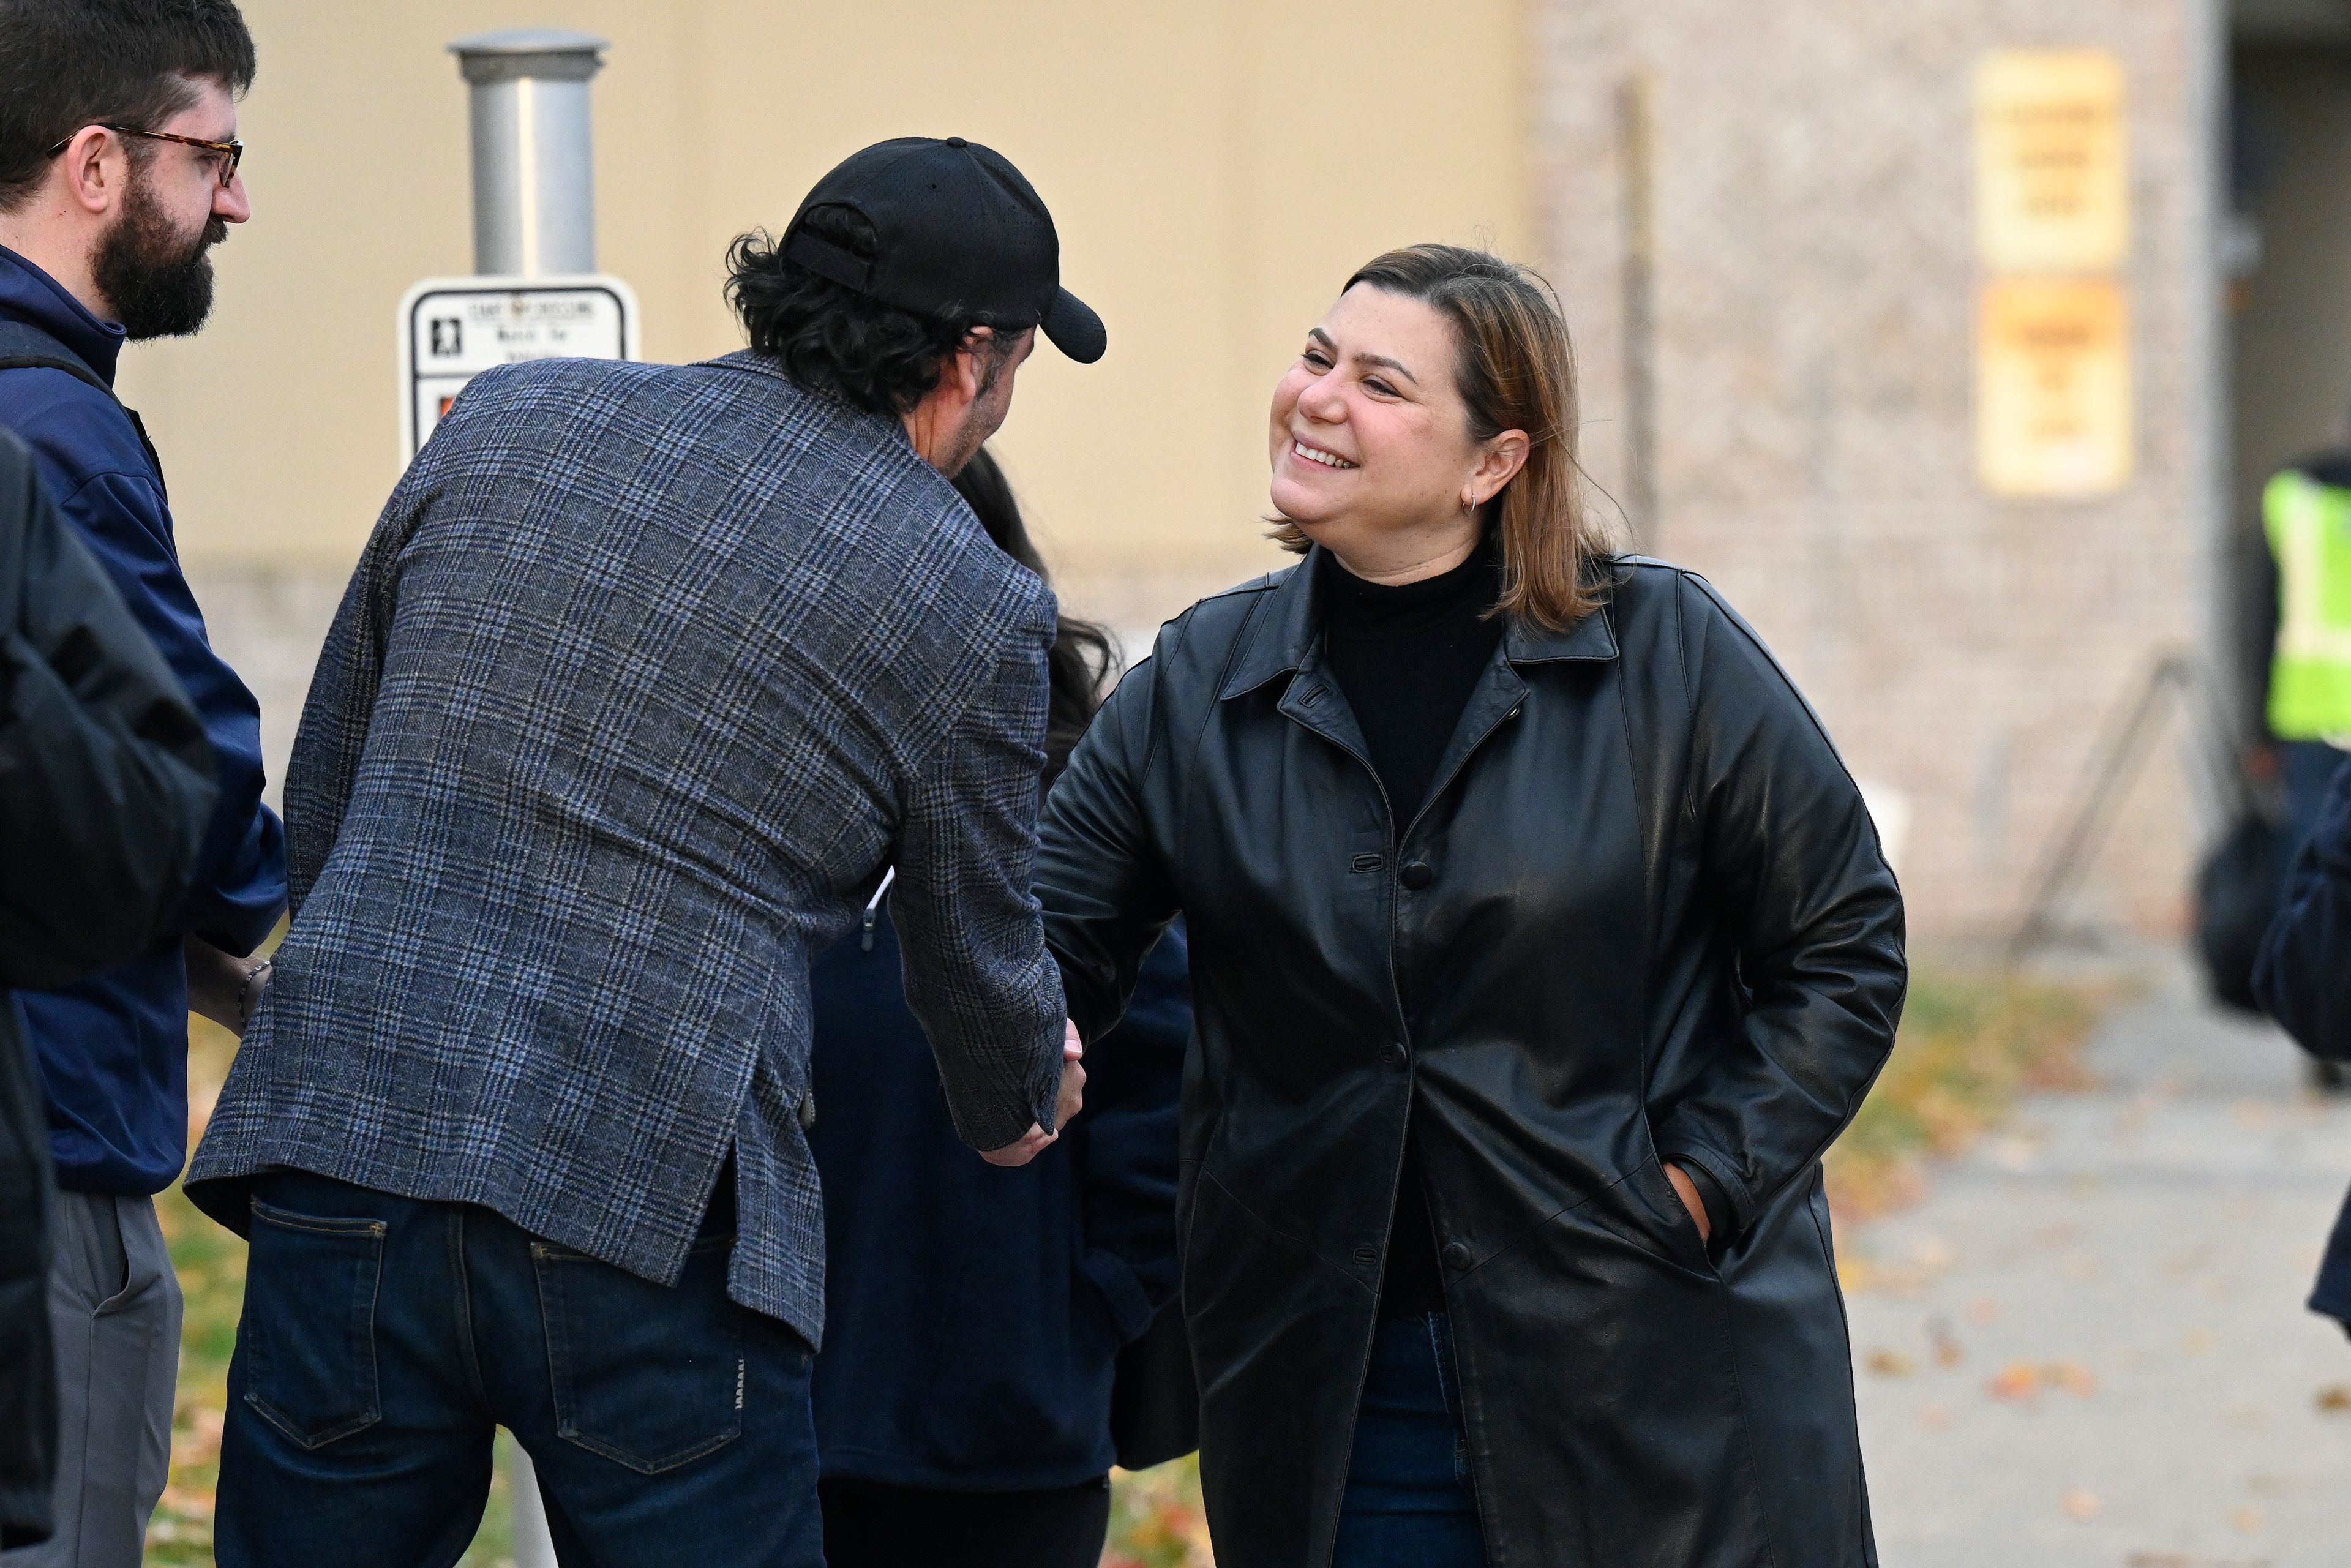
[533,1236,746,1474]
[241,1198,386,1449]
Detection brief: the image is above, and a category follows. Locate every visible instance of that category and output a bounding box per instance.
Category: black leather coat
[1036,552,1906,1568]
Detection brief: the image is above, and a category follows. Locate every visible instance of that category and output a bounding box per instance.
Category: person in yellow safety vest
[2265,459,2351,855]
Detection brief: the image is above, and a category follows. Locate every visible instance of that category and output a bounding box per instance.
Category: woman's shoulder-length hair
[1267,243,1616,631]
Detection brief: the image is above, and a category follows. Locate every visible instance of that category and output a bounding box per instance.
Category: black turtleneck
[1317,533,1507,823]
[1317,532,1504,1318]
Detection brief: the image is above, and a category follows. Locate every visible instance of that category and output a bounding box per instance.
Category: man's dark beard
[90,174,227,341]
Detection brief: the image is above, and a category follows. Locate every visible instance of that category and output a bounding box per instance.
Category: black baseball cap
[782,137,1105,364]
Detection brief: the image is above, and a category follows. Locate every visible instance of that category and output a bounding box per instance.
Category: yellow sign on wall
[1976,50,2129,272]
[1977,277,2132,498]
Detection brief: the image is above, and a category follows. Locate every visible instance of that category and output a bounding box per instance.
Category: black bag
[1108,1299,1198,1471]
[2196,811,2286,1014]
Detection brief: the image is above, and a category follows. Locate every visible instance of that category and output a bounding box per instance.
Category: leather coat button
[1400,861,1434,890]
[1381,1043,1405,1069]
[1441,1240,1474,1271]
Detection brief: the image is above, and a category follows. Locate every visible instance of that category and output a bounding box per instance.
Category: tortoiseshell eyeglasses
[45,126,243,187]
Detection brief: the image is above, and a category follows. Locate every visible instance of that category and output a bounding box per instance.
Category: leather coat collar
[1219,544,1620,701]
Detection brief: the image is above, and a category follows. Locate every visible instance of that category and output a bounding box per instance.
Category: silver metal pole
[449,28,607,277]
[440,39,606,1565]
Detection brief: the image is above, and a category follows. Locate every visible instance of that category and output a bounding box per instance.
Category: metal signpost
[399,273,637,460]
[397,28,636,467]
[405,29,634,1564]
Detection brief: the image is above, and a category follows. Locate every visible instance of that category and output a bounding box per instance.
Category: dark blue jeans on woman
[1333,1312,1487,1567]
[212,1169,823,1568]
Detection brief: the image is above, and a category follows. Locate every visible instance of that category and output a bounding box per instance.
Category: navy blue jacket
[2255,751,2351,1321]
[0,246,285,1194]
[808,901,1189,1488]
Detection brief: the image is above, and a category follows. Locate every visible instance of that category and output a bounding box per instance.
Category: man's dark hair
[0,0,257,210]
[725,205,1013,419]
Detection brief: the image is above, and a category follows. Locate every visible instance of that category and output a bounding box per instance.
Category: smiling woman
[1035,242,1907,1568]
[1265,245,1608,626]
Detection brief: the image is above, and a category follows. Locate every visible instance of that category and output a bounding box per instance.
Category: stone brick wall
[1532,0,2227,942]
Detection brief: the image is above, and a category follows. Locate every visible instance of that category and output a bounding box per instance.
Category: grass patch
[1823,966,2107,1221]
[1104,1457,1214,1568]
[149,1021,521,1566]
[144,1017,241,1564]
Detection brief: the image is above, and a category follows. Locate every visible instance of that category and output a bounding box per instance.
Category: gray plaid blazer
[188,351,1068,1342]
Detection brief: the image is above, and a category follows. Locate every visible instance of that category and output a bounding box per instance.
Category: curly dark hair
[0,0,255,211]
[950,448,1118,779]
[725,204,1016,418]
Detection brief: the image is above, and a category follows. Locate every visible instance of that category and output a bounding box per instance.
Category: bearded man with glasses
[0,6,285,1566]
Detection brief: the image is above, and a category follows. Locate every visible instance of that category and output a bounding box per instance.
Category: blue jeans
[212,1169,822,1568]
[1333,1313,1487,1567]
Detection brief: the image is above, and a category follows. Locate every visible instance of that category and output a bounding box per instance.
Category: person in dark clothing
[0,7,287,1561]
[2254,752,2351,1324]
[190,141,1103,1568]
[808,448,1191,1568]
[0,427,217,1549]
[2256,452,2351,856]
[1317,530,1498,1324]
[1035,246,1905,1568]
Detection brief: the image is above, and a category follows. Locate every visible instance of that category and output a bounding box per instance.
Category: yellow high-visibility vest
[2265,468,2351,742]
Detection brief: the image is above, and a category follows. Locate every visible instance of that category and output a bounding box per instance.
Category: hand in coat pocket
[1665,1161,1713,1247]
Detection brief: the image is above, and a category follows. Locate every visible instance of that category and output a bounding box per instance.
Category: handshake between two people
[980,1019,1087,1168]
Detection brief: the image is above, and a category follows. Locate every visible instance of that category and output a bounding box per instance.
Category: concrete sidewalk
[1845,962,2351,1566]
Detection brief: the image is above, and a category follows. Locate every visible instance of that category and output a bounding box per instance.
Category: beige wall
[124,1,1529,636]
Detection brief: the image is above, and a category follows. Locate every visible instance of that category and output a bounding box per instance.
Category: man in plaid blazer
[188,139,1108,1566]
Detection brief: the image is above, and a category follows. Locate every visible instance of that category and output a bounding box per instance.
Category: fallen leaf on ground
[1927,1315,1965,1368]
[2315,1385,2351,1414]
[2230,1504,2265,1534]
[1987,1360,2098,1401]
[1865,1349,1915,1378]
[1989,1362,2041,1401]
[2060,1488,2101,1521]
[2049,1361,2099,1397]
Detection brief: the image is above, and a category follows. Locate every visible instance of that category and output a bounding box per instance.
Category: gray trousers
[0,1192,180,1568]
